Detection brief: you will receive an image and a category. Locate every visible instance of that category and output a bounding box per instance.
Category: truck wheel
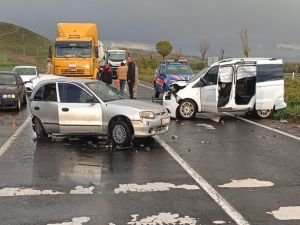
[178,99,197,120]
[33,117,47,138]
[110,121,132,147]
[255,109,273,119]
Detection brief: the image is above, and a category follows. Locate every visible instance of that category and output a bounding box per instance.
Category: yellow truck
[49,23,100,79]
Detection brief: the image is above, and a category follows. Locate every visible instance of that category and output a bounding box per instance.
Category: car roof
[0,71,16,75]
[211,58,283,67]
[36,77,94,86]
[13,66,37,69]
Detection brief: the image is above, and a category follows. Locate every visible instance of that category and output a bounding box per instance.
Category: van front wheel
[255,109,273,119]
[178,99,197,120]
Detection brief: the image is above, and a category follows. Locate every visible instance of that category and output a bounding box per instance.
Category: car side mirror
[198,80,205,87]
[86,95,97,103]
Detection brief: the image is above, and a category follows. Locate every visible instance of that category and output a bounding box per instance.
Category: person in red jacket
[99,62,112,85]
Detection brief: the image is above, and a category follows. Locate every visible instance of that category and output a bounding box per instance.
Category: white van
[163,58,287,119]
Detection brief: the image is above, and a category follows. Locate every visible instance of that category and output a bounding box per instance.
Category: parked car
[12,66,38,94]
[30,78,170,146]
[163,58,287,119]
[153,60,194,98]
[0,71,27,110]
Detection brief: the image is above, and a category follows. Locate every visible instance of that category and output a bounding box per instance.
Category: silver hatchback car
[30,78,170,146]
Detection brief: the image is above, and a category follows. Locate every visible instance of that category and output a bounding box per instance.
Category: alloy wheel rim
[257,109,271,118]
[180,102,194,118]
[113,124,127,144]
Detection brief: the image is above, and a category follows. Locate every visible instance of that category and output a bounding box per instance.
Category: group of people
[98,56,138,99]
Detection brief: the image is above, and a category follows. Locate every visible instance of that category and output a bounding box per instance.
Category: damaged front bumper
[163,92,179,119]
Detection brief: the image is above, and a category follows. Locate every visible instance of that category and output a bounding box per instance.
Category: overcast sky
[1,0,300,58]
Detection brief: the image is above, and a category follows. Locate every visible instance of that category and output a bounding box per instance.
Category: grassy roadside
[273,77,300,122]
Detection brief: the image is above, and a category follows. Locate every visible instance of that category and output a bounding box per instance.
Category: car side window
[43,83,57,102]
[159,66,165,76]
[33,86,44,101]
[202,66,219,86]
[58,83,91,103]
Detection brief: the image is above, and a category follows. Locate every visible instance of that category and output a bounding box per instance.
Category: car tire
[33,117,47,138]
[110,120,132,147]
[23,94,27,105]
[16,97,21,111]
[255,108,273,119]
[178,99,197,120]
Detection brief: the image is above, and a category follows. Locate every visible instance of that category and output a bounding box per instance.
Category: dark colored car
[0,72,27,110]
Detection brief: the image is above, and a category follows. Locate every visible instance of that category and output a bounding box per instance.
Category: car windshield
[0,74,16,85]
[86,81,125,102]
[187,67,209,83]
[108,52,126,62]
[56,46,91,58]
[13,67,36,76]
[167,65,193,75]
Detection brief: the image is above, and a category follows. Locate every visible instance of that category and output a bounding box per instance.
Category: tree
[156,40,173,61]
[220,48,225,60]
[199,40,209,66]
[240,27,250,57]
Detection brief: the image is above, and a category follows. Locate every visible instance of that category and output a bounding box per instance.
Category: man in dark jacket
[127,56,135,99]
[99,62,112,85]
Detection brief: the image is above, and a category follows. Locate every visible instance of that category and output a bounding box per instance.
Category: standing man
[117,62,128,96]
[99,62,113,85]
[127,56,135,99]
[46,58,54,74]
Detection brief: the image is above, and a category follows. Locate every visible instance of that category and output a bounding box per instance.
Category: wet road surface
[0,82,299,225]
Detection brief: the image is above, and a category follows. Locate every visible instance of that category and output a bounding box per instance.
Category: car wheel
[23,94,27,105]
[178,99,197,120]
[33,117,47,138]
[255,109,273,119]
[16,97,21,111]
[110,121,132,146]
[154,87,160,98]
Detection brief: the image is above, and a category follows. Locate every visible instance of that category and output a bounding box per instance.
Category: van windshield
[187,67,209,83]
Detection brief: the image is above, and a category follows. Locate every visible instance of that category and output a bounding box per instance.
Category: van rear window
[257,64,283,83]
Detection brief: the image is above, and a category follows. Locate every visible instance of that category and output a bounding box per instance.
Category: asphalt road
[0,83,299,225]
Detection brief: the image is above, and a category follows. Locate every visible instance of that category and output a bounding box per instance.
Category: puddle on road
[267,206,300,220]
[114,182,200,193]
[218,178,274,188]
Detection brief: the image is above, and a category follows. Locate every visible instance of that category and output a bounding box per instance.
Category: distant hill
[0,22,53,71]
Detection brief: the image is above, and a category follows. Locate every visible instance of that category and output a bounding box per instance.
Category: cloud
[105,40,154,51]
[276,43,300,51]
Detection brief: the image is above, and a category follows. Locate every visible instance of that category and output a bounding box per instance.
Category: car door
[200,66,219,112]
[31,83,59,133]
[57,82,102,134]
[155,65,166,92]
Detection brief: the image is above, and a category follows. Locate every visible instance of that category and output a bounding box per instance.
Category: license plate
[161,117,170,125]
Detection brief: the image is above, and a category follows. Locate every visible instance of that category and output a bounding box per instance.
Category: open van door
[256,59,284,112]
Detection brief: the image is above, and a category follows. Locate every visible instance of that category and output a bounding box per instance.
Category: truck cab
[104,50,127,79]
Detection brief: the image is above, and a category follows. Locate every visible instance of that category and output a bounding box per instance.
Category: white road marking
[126,213,197,225]
[213,221,226,224]
[154,136,250,225]
[114,182,199,194]
[70,186,95,194]
[267,206,300,220]
[139,83,153,90]
[0,116,31,158]
[218,178,274,188]
[197,123,216,130]
[47,217,90,225]
[225,113,300,141]
[0,187,64,197]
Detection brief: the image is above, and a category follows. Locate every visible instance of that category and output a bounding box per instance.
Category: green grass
[273,77,300,121]
[0,22,53,72]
